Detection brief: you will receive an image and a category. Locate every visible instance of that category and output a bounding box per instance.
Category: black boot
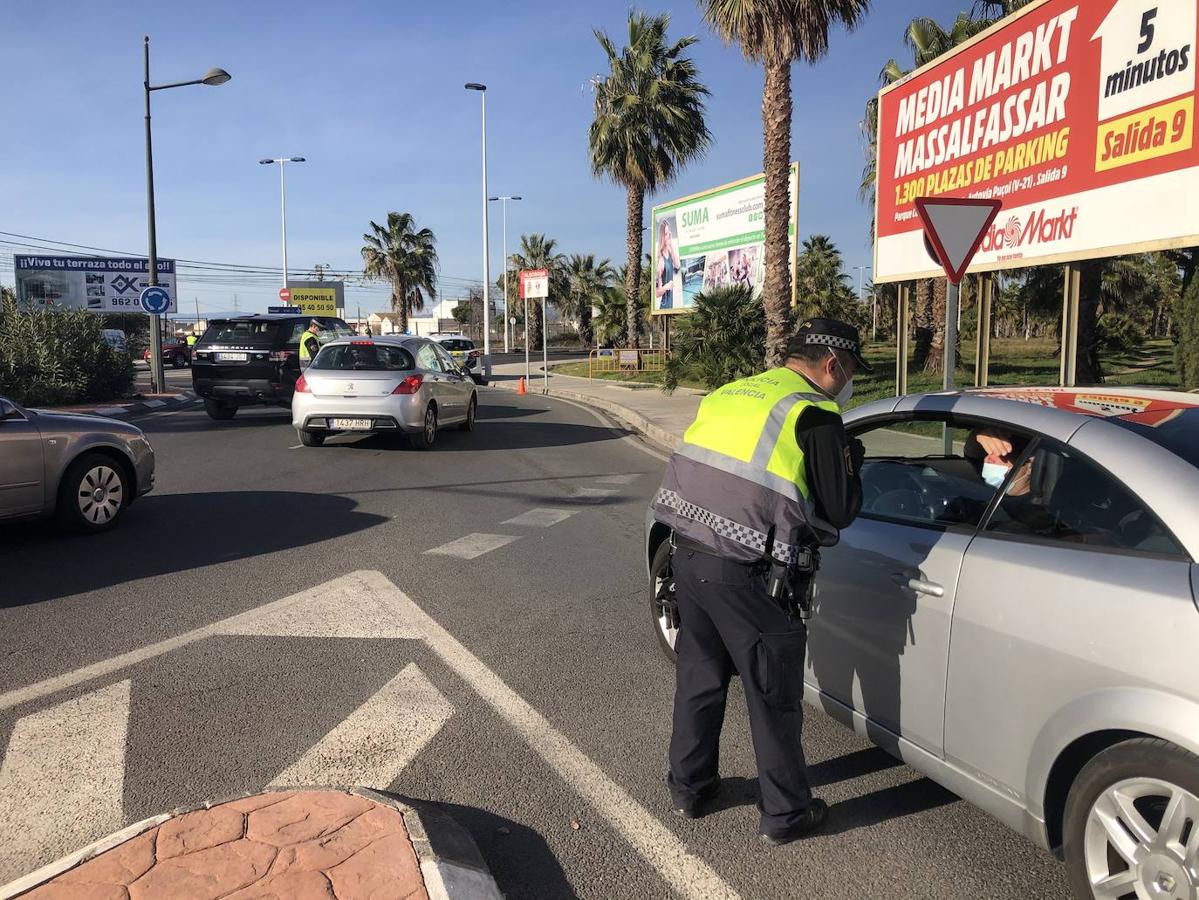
[673,778,722,819]
[759,799,828,845]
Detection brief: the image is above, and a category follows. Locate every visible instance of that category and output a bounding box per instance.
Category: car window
[433,344,459,371]
[414,343,443,372]
[440,339,473,351]
[202,320,282,346]
[310,343,415,371]
[852,420,1002,528]
[983,442,1183,555]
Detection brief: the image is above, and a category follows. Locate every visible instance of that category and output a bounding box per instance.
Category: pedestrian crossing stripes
[423,533,519,559]
[501,508,576,528]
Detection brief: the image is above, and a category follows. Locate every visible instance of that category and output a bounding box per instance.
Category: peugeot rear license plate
[330,417,372,430]
[215,352,247,362]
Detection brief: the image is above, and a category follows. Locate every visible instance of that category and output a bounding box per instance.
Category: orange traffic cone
[517,376,527,395]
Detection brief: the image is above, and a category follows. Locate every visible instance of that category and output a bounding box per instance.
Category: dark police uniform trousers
[667,543,812,832]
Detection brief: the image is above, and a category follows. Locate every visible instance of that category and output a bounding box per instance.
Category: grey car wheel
[410,404,437,450]
[1064,738,1199,900]
[58,454,128,532]
[459,395,477,432]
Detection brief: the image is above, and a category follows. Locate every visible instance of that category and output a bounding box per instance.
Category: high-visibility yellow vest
[654,367,841,563]
[299,331,320,363]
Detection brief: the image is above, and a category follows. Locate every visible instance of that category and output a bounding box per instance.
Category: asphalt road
[0,390,1071,898]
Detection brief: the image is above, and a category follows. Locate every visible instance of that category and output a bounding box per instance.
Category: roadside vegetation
[0,289,134,407]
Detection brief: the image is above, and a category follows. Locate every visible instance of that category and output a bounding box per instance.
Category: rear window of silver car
[1111,407,1199,471]
[311,343,415,371]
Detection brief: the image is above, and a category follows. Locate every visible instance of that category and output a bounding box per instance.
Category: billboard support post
[542,295,549,395]
[896,282,911,397]
[1060,264,1081,387]
[975,274,994,387]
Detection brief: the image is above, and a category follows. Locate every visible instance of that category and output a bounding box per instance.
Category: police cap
[787,317,873,373]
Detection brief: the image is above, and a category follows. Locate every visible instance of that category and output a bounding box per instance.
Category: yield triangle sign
[914,197,1002,284]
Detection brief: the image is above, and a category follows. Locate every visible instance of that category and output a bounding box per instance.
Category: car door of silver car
[414,341,459,422]
[944,434,1198,824]
[0,399,46,517]
[432,343,472,419]
[806,417,998,757]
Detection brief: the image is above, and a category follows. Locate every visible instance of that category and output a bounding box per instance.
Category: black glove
[849,437,866,474]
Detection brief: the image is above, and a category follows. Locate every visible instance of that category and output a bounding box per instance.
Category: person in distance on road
[652,317,868,846]
[299,319,323,368]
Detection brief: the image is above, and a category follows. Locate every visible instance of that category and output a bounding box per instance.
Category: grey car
[0,396,155,531]
[647,386,1199,899]
[290,336,477,449]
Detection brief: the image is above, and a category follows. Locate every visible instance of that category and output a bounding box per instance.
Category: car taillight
[270,350,296,362]
[392,374,424,395]
[468,350,480,358]
[351,340,375,346]
[294,373,311,393]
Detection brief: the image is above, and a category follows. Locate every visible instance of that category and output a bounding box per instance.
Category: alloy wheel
[77,465,123,525]
[1084,777,1199,899]
[424,407,436,443]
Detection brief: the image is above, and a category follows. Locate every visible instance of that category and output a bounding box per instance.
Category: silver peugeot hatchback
[291,335,477,449]
[647,386,1199,899]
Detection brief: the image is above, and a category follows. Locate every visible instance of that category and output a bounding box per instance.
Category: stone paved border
[1,788,501,900]
[47,391,199,420]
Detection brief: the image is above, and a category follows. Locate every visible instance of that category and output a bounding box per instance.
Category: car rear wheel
[1063,737,1199,900]
[459,395,477,432]
[57,453,129,532]
[650,539,679,662]
[299,429,325,447]
[410,404,437,450]
[204,399,236,421]
[171,354,187,368]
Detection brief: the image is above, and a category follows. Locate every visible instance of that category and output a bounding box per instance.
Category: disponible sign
[874,0,1199,282]
[650,164,798,315]
[14,255,177,313]
[286,280,343,317]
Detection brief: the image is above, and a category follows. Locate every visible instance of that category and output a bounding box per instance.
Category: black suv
[191,314,353,420]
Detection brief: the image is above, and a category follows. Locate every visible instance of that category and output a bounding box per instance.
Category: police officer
[299,319,323,368]
[653,317,870,845]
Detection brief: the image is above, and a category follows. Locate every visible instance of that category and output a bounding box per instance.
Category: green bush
[1096,312,1145,353]
[0,293,135,406]
[1178,276,1199,390]
[663,285,765,393]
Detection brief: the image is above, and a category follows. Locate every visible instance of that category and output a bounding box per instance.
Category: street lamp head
[289,157,306,163]
[201,68,231,86]
[464,82,486,91]
[258,159,274,165]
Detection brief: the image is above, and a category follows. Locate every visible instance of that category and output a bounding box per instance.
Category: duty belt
[655,488,808,567]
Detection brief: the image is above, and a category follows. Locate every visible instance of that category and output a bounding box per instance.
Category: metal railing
[588,347,669,379]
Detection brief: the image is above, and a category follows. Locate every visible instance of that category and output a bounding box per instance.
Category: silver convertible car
[0,395,155,531]
[291,336,478,449]
[647,386,1199,900]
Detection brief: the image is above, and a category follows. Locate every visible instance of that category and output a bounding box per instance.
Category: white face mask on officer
[827,349,854,409]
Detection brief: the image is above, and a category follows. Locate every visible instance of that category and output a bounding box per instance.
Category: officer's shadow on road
[0,491,387,608]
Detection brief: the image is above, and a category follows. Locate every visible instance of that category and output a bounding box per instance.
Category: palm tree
[972,0,1034,22]
[701,0,870,367]
[590,11,711,349]
[360,212,438,334]
[507,233,566,351]
[564,254,616,345]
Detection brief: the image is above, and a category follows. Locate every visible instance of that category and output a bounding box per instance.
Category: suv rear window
[311,343,415,371]
[200,320,283,346]
[1111,407,1199,470]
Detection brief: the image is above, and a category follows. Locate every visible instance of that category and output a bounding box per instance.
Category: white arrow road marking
[358,570,743,900]
[424,533,519,559]
[0,681,130,883]
[270,663,453,790]
[0,573,420,712]
[502,508,576,528]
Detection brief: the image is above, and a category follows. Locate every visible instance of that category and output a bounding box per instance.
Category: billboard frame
[649,163,800,315]
[871,0,1199,284]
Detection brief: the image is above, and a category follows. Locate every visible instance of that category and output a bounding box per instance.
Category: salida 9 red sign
[874,0,1199,282]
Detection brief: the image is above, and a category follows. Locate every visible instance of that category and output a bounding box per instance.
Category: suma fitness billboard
[874,0,1199,282]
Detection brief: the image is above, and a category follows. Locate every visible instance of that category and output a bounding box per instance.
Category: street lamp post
[488,195,521,354]
[465,83,492,380]
[258,157,306,292]
[143,36,230,394]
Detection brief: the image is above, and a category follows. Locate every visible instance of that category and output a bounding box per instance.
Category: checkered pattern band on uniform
[655,489,805,566]
[803,333,857,351]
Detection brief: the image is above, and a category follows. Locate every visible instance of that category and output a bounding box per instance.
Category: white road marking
[0,681,130,883]
[594,474,639,485]
[502,508,575,528]
[360,571,742,900]
[288,444,303,450]
[571,487,616,502]
[270,664,453,789]
[424,533,519,560]
[0,572,396,711]
[142,399,166,409]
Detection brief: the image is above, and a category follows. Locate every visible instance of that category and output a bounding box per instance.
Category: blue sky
[0,0,972,317]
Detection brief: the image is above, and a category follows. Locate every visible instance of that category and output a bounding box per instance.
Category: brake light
[270,350,295,362]
[351,340,375,346]
[392,374,424,395]
[468,350,480,358]
[294,373,311,393]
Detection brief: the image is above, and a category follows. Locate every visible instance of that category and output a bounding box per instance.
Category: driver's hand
[975,429,1015,463]
[849,438,865,474]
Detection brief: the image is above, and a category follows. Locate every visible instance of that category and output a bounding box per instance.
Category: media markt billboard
[285,280,344,317]
[650,163,799,315]
[13,255,178,313]
[874,0,1199,283]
